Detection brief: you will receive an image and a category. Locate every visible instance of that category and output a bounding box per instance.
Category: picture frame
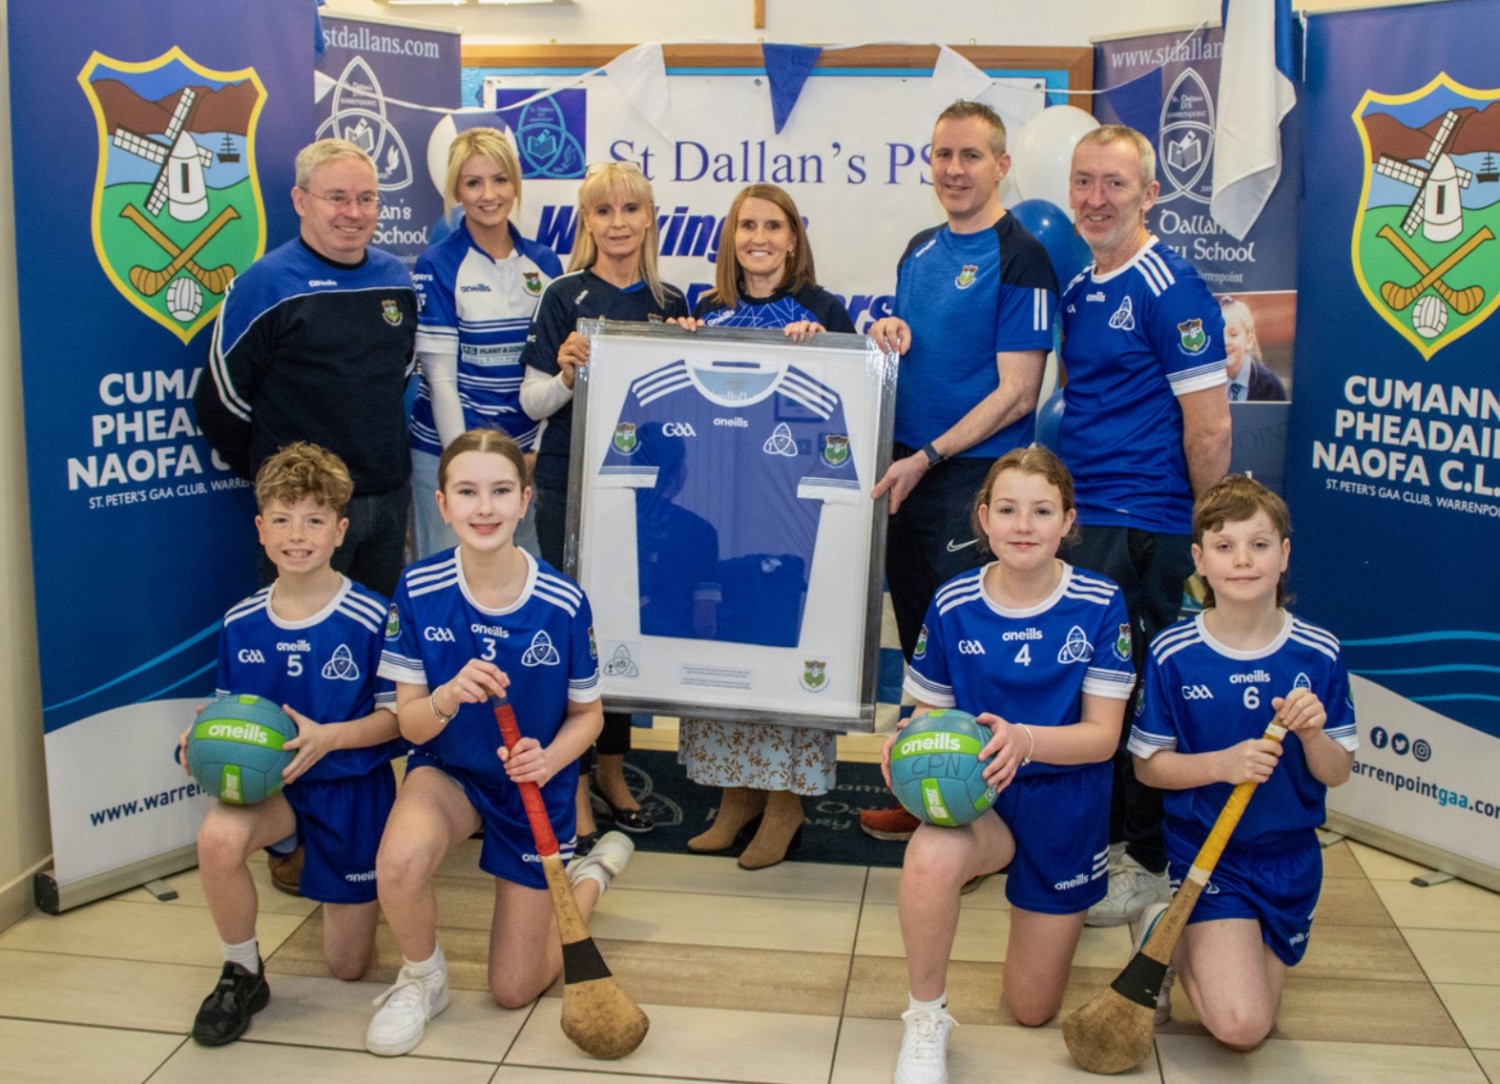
[565,320,896,732]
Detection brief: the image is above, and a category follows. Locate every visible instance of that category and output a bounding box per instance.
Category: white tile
[861,864,1010,910]
[854,900,1131,969]
[239,972,529,1062]
[1372,879,1500,932]
[1436,984,1500,1049]
[508,1000,839,1083]
[590,886,860,954]
[833,1014,1152,1082]
[1346,840,1434,881]
[148,1038,497,1083]
[0,949,215,1032]
[0,1017,185,1084]
[1403,929,1500,985]
[0,898,308,965]
[1158,1032,1489,1082]
[115,861,318,917]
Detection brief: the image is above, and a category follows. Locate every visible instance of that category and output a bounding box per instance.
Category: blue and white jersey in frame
[598,358,862,648]
[380,549,600,795]
[1128,612,1358,844]
[409,220,562,455]
[903,563,1136,777]
[217,576,400,782]
[1057,240,1227,533]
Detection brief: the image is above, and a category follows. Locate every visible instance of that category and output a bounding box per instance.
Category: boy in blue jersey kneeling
[179,443,402,1046]
[1128,476,1357,1049]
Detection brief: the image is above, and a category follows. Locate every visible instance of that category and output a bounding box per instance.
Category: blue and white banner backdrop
[8,0,313,901]
[315,13,459,270]
[476,67,1050,329]
[1291,0,1500,886]
[1096,26,1301,487]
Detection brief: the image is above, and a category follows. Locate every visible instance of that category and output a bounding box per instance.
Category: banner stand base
[32,844,199,915]
[1325,812,1500,896]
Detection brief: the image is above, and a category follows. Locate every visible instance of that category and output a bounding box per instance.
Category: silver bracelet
[1018,723,1035,767]
[429,688,456,725]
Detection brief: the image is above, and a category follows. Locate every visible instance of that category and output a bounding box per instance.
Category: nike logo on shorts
[946,538,979,553]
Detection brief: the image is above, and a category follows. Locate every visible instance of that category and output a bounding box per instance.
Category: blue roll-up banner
[8,0,315,908]
[315,12,459,270]
[1292,0,1500,888]
[1095,26,1300,493]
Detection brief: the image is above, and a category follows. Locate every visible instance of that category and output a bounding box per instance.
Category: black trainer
[192,961,270,1046]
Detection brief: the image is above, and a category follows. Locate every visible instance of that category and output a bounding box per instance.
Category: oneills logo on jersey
[78,47,268,345]
[800,659,828,692]
[821,433,850,468]
[612,422,638,454]
[381,299,403,326]
[955,264,979,289]
[1352,74,1500,360]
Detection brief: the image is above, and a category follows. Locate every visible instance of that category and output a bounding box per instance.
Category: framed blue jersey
[569,321,895,729]
[904,563,1136,777]
[1128,612,1358,844]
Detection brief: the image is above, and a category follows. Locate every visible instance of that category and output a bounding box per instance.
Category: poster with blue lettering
[316,12,459,269]
[1291,0,1500,883]
[8,0,314,907]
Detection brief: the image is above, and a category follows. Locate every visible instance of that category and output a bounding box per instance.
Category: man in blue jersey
[1057,124,1232,926]
[859,101,1058,842]
[195,139,417,600]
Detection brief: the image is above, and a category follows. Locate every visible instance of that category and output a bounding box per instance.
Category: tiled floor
[4,720,1499,1083]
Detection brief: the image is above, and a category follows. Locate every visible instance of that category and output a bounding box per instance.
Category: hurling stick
[1062,713,1287,1075]
[491,695,649,1060]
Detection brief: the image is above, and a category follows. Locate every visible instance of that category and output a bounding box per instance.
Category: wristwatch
[919,442,945,467]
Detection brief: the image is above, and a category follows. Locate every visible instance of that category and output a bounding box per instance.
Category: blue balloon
[1035,387,1066,450]
[1010,198,1092,287]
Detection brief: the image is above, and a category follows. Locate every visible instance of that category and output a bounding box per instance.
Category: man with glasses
[196,138,417,598]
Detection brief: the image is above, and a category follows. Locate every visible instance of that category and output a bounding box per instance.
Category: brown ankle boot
[688,787,767,853]
[738,790,804,870]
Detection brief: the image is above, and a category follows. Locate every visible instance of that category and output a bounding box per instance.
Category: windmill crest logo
[78,47,267,344]
[1352,74,1500,360]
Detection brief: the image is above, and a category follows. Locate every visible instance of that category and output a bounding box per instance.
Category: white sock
[222,937,260,974]
[908,992,947,1014]
[405,946,445,978]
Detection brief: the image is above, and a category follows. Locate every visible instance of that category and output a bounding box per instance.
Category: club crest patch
[381,299,403,326]
[821,433,851,468]
[955,264,979,289]
[385,604,400,639]
[612,422,638,454]
[78,46,268,345]
[1351,73,1500,360]
[1177,317,1207,354]
[1114,623,1132,661]
[800,659,828,692]
[913,624,929,659]
[523,269,542,295]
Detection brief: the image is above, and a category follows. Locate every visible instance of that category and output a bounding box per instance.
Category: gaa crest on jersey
[523,270,542,295]
[1351,74,1500,360]
[800,659,828,692]
[821,433,851,468]
[1176,317,1207,354]
[78,47,268,345]
[384,604,400,639]
[381,299,403,326]
[913,624,929,659]
[1114,623,1132,662]
[955,264,979,289]
[612,422,639,455]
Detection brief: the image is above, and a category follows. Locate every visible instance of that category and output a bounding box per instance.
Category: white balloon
[1009,106,1100,209]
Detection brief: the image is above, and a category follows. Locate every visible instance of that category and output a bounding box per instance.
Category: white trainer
[894,1006,957,1084]
[1129,901,1174,1025]
[366,963,450,1056]
[568,829,634,894]
[1085,852,1170,927]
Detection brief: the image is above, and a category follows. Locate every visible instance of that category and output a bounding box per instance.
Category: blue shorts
[280,765,397,905]
[406,749,578,889]
[1165,821,1322,966]
[993,761,1111,915]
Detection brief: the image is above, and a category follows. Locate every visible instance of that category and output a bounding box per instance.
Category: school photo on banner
[1288,0,1500,889]
[8,0,315,910]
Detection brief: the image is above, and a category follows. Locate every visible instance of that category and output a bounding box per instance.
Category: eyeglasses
[584,160,644,177]
[302,188,381,210]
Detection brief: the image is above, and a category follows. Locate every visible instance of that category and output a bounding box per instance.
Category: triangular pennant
[929,45,991,111]
[605,43,672,139]
[762,43,822,134]
[1101,68,1162,150]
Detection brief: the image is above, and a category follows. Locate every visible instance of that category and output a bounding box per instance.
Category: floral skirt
[677,718,837,795]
